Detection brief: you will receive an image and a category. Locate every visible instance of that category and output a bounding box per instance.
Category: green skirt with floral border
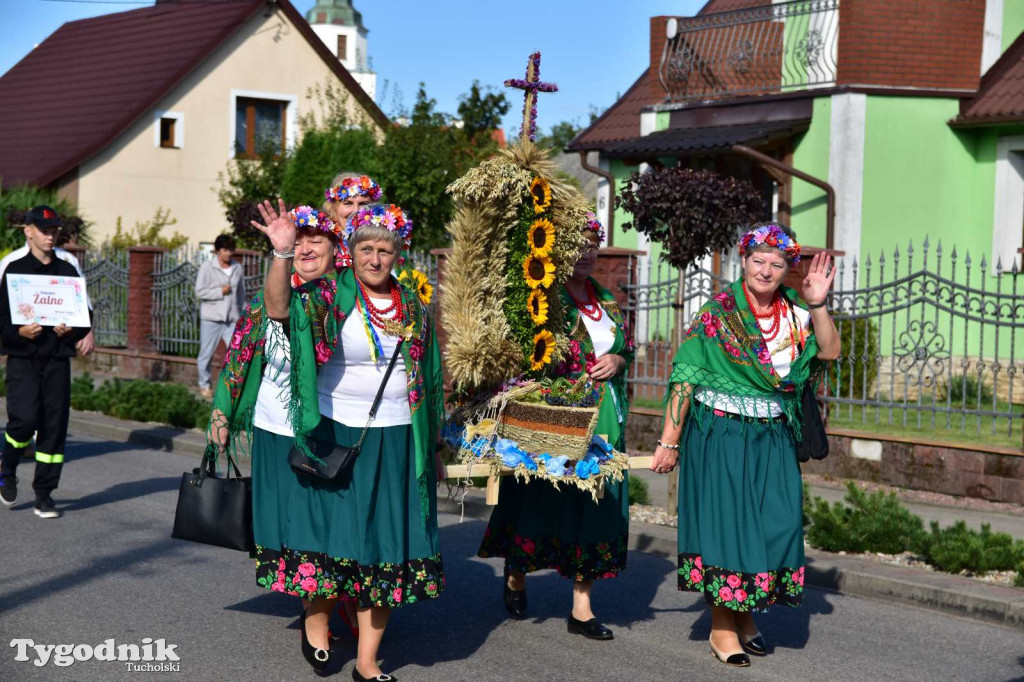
[252,421,444,608]
[677,402,805,612]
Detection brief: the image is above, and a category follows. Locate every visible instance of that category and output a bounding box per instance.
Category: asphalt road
[1,434,1022,682]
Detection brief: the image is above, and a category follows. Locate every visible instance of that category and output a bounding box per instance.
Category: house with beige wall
[0,0,389,245]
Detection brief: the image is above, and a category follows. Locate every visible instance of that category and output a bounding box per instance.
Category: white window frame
[228,89,298,159]
[991,135,1024,274]
[153,111,184,149]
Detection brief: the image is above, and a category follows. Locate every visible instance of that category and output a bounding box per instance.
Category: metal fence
[622,241,1024,448]
[77,245,436,356]
[81,248,129,348]
[150,246,268,356]
[659,0,840,102]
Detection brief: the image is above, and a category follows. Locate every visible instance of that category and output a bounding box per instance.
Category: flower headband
[584,211,605,242]
[290,205,340,238]
[345,204,414,249]
[738,224,801,264]
[325,176,383,203]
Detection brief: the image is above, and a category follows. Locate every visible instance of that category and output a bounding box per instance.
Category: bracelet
[657,440,680,450]
[807,301,828,310]
[272,248,295,259]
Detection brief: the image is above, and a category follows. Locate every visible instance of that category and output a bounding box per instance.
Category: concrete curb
[33,401,1024,631]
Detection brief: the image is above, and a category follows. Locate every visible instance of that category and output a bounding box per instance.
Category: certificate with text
[7,274,90,327]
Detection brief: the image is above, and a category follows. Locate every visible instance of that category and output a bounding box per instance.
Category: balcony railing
[658,0,840,103]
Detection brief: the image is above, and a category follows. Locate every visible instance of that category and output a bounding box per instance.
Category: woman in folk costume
[649,223,840,668]
[478,214,635,640]
[208,173,381,448]
[252,200,445,681]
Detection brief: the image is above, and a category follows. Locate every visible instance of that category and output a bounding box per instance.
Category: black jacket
[0,251,91,359]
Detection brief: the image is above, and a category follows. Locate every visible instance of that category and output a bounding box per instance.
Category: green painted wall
[861,97,991,265]
[1003,1,1024,53]
[860,97,1024,361]
[790,96,831,248]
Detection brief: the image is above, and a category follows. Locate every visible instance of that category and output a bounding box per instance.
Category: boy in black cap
[0,206,91,518]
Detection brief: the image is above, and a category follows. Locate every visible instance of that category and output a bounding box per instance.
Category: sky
[0,0,707,136]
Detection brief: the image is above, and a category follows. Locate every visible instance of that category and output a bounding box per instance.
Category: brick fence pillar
[62,243,87,268]
[127,246,167,352]
[591,246,645,310]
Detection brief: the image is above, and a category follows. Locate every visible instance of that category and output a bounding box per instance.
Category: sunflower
[527,218,555,258]
[530,176,552,214]
[398,268,434,305]
[527,288,549,325]
[530,329,556,371]
[523,253,556,289]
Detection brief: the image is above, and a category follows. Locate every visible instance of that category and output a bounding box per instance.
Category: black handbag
[792,305,829,462]
[288,339,404,480]
[171,445,253,552]
[796,382,829,462]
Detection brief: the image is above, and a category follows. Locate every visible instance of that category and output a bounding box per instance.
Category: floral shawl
[555,278,636,425]
[287,267,445,521]
[667,279,824,436]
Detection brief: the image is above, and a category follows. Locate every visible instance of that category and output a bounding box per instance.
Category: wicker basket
[496,399,598,459]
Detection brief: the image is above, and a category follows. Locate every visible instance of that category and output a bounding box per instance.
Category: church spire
[305,0,366,34]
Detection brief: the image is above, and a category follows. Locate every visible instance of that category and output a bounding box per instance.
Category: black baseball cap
[25,205,62,229]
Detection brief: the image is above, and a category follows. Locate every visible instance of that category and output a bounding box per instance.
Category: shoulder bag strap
[350,339,405,451]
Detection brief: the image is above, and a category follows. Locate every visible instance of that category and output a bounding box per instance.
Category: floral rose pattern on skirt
[479,523,627,582]
[255,545,444,608]
[677,552,803,612]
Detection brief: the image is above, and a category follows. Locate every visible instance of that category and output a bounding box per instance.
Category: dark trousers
[1,356,71,499]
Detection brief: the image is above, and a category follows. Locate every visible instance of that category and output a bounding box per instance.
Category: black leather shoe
[567,615,614,640]
[352,668,396,681]
[709,639,750,668]
[300,610,331,675]
[503,567,527,620]
[738,630,767,656]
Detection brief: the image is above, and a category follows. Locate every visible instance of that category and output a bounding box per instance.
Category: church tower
[305,0,376,101]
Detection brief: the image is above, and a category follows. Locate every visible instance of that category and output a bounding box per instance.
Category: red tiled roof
[567,69,658,152]
[697,0,772,15]
[0,0,389,189]
[951,31,1024,126]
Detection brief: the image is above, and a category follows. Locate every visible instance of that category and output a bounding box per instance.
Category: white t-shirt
[317,298,411,428]
[695,301,812,418]
[253,320,294,436]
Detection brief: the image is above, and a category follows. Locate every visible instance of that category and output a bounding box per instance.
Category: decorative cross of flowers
[505,52,558,142]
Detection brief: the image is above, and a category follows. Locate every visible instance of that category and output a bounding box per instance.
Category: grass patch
[827,399,1022,450]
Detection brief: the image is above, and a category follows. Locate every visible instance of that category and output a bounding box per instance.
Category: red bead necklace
[357,277,404,331]
[569,280,603,321]
[742,281,782,342]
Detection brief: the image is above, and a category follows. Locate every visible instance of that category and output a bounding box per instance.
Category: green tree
[457,80,510,143]
[215,147,289,251]
[379,82,509,253]
[280,82,382,207]
[0,185,91,250]
[378,85,458,252]
[537,120,583,151]
[103,208,188,250]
